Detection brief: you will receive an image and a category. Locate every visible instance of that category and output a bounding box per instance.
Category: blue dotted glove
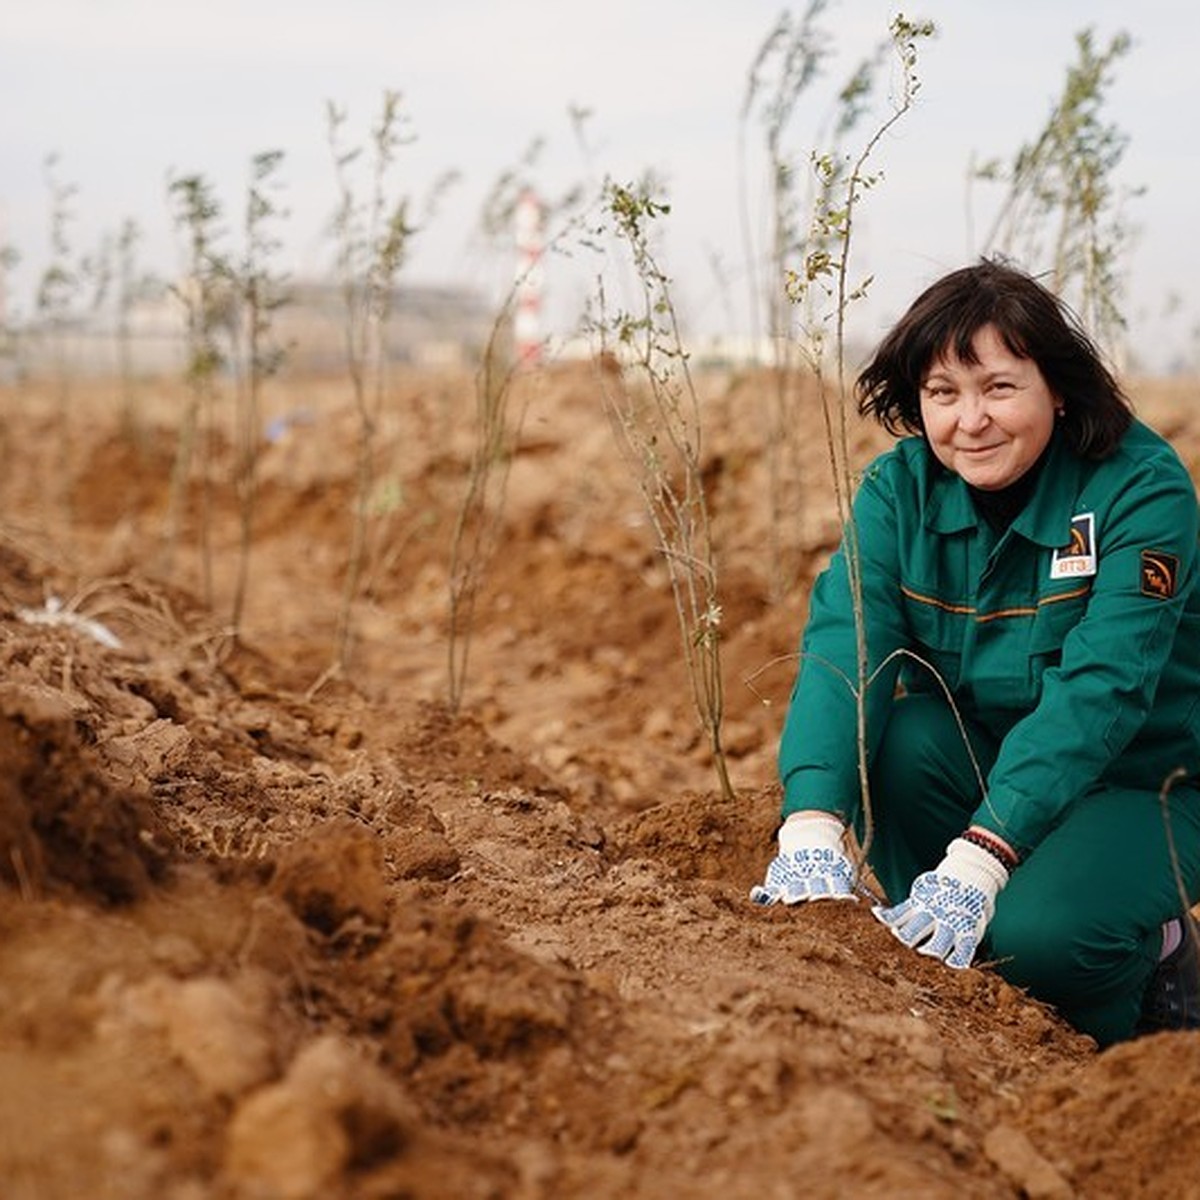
[872,837,1009,969]
[750,811,857,905]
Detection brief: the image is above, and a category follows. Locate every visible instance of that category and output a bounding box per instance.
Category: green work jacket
[779,418,1200,855]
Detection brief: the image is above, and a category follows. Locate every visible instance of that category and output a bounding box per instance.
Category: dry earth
[1,362,1199,1199]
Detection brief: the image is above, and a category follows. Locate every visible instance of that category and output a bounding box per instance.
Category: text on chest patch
[1050,512,1097,579]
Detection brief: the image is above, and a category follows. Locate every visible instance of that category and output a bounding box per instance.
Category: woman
[751,259,1200,1046]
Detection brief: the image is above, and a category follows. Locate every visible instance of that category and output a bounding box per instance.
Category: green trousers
[861,692,1200,1046]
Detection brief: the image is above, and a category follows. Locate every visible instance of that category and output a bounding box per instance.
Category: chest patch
[1050,512,1097,579]
[1140,550,1179,599]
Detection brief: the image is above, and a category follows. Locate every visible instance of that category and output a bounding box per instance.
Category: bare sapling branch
[1155,768,1200,954]
[227,150,291,647]
[972,27,1137,361]
[738,2,829,600]
[36,154,89,517]
[737,0,830,356]
[166,170,231,601]
[739,8,899,600]
[113,218,151,441]
[446,142,588,714]
[785,14,935,862]
[445,316,524,716]
[0,238,18,377]
[323,91,416,680]
[590,180,734,802]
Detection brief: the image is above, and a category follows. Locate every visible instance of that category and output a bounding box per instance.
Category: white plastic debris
[16,596,123,650]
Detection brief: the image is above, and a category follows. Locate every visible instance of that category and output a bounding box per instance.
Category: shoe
[1135,916,1200,1035]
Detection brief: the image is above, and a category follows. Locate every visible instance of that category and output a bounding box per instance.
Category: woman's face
[919,323,1060,491]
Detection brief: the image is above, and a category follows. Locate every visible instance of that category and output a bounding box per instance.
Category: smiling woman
[752,258,1200,1048]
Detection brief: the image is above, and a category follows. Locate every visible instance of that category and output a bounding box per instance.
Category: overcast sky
[3,0,1196,371]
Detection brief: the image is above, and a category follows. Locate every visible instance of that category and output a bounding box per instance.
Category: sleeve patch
[1140,550,1179,599]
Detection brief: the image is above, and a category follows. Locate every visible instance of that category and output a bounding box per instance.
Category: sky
[2,0,1197,372]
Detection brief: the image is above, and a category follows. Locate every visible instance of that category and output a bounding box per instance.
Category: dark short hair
[855,259,1131,459]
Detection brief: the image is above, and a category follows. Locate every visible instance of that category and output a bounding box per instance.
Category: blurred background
[2,0,1196,379]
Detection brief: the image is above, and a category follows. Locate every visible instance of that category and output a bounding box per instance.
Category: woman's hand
[750,810,858,905]
[872,835,1010,968]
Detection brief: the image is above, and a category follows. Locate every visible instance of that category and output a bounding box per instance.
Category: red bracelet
[961,827,1019,870]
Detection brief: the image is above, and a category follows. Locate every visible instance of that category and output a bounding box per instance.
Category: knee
[988,902,1132,1003]
[988,905,1078,991]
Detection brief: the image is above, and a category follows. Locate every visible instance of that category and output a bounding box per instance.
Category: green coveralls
[779,419,1200,1045]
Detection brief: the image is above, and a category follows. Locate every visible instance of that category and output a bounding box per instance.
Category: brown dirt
[1,364,1199,1200]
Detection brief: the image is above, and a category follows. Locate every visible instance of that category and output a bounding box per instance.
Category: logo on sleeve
[1050,512,1097,579]
[1140,550,1179,599]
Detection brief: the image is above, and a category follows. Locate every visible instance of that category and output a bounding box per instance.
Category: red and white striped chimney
[514,188,543,366]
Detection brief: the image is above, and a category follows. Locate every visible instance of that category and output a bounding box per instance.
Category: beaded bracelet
[961,826,1020,870]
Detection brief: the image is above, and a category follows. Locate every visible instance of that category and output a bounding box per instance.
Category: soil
[1,362,1199,1200]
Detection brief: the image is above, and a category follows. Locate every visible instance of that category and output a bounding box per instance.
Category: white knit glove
[750,811,857,905]
[872,837,1009,969]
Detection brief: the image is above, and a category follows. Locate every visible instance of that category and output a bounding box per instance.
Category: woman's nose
[957,393,990,432]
